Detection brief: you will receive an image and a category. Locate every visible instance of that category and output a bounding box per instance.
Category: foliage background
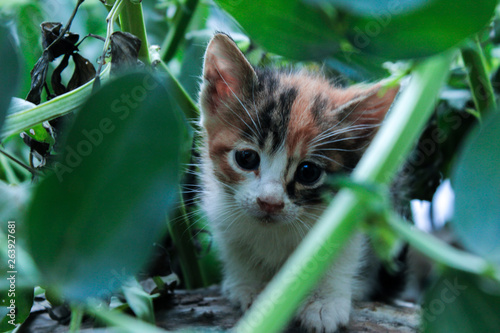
[0,0,499,332]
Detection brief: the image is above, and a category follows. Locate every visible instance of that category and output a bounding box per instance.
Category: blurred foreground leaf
[315,0,497,59]
[216,0,341,60]
[26,72,191,301]
[423,269,500,332]
[0,25,20,132]
[219,0,497,60]
[452,111,500,265]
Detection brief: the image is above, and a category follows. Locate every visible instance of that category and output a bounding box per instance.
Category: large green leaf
[25,72,192,301]
[0,25,20,133]
[216,0,341,60]
[308,0,428,15]
[423,269,500,332]
[314,0,497,59]
[452,112,500,265]
[218,0,496,60]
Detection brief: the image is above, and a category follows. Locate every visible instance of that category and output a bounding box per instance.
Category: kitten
[198,33,399,332]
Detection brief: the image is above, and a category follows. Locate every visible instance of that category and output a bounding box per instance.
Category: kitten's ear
[201,33,257,114]
[340,84,399,124]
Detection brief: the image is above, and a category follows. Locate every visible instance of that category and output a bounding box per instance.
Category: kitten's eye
[235,150,260,170]
[295,162,322,185]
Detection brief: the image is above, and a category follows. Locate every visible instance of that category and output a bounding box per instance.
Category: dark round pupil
[296,162,322,185]
[235,150,260,170]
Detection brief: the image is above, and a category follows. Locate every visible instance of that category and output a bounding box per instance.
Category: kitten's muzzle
[257,197,285,214]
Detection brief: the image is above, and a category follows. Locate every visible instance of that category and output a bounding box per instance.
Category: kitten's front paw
[224,285,258,311]
[298,297,351,333]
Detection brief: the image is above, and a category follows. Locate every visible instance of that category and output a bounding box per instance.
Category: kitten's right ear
[201,33,257,115]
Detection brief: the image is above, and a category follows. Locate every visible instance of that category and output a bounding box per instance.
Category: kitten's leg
[221,249,270,311]
[297,233,365,333]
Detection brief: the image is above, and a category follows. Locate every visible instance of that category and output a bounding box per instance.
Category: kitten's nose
[257,197,285,214]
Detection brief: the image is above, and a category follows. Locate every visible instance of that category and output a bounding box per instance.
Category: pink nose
[257,198,284,214]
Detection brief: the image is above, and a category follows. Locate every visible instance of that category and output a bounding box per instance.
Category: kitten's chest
[227,218,303,271]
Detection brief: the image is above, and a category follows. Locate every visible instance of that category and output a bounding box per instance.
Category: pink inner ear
[215,79,233,99]
[205,53,241,101]
[214,71,239,99]
[359,86,399,122]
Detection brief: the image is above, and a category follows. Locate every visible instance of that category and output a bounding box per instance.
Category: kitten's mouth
[257,214,280,224]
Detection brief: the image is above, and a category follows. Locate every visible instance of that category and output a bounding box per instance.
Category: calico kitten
[198,33,399,332]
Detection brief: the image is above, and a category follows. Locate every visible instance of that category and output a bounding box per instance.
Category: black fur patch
[271,87,296,152]
[311,94,328,124]
[257,86,297,153]
[369,244,408,302]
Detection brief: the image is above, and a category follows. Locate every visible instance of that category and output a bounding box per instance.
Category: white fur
[201,140,368,332]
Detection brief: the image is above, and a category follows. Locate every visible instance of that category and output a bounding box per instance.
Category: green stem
[87,304,170,333]
[94,0,124,89]
[119,0,150,65]
[234,50,456,333]
[157,60,199,121]
[386,213,500,282]
[0,154,20,184]
[160,0,199,63]
[69,305,84,333]
[167,192,205,289]
[0,148,37,176]
[461,35,497,117]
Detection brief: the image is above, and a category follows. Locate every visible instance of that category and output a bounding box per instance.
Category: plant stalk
[0,153,20,184]
[386,213,500,282]
[167,192,205,289]
[234,50,456,333]
[461,35,497,117]
[69,305,84,333]
[160,0,199,63]
[0,148,37,176]
[119,0,150,65]
[157,60,199,121]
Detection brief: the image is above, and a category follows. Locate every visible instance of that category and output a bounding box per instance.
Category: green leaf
[0,286,34,332]
[452,112,500,265]
[25,72,192,301]
[122,279,155,324]
[422,269,500,333]
[332,0,497,59]
[220,0,496,60]
[307,0,428,15]
[23,123,55,146]
[1,66,110,141]
[216,0,341,60]
[326,52,390,82]
[0,25,20,133]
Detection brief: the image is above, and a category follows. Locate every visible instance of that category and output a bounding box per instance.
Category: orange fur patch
[208,128,243,183]
[283,74,331,158]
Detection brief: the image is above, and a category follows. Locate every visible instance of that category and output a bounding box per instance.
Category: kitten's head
[200,33,398,226]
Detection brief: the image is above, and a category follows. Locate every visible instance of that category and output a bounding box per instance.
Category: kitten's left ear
[341,84,399,124]
[201,33,258,114]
